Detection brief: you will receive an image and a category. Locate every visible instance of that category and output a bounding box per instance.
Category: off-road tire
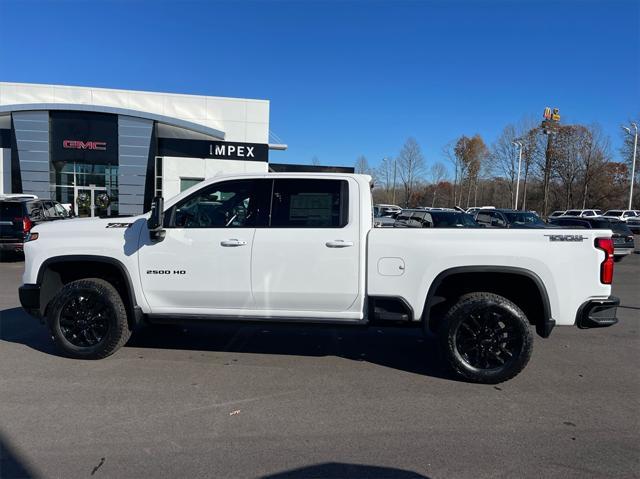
[440,292,533,384]
[48,278,131,359]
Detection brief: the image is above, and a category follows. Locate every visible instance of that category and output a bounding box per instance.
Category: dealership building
[0,82,334,216]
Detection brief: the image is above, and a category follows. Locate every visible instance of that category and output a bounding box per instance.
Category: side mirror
[147,196,166,241]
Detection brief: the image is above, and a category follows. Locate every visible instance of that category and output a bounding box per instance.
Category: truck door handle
[220,239,247,247]
[325,240,354,248]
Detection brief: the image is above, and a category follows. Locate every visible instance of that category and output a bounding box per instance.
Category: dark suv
[394,209,479,228]
[549,216,635,261]
[474,209,548,228]
[0,197,69,256]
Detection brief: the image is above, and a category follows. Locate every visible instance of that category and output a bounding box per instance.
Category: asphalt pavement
[0,253,639,479]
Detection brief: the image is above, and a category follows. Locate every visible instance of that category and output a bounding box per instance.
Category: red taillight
[14,216,33,234]
[595,237,614,284]
[22,216,33,233]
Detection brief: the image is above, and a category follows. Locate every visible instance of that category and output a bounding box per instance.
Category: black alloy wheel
[58,292,112,347]
[48,278,131,359]
[440,292,533,384]
[453,307,523,371]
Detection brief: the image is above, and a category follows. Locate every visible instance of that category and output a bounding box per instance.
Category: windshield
[604,210,622,217]
[504,212,545,225]
[431,212,479,228]
[565,210,581,216]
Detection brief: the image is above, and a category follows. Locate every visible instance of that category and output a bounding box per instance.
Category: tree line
[354,115,639,214]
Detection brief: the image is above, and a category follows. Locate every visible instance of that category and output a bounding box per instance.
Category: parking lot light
[512,140,523,210]
[622,123,638,210]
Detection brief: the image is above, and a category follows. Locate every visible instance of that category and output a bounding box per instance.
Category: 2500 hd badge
[146,270,186,275]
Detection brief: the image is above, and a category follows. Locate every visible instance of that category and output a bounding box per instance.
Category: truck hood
[31,215,147,234]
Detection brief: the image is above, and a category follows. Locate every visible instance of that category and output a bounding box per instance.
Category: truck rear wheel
[440,292,533,384]
[47,278,131,359]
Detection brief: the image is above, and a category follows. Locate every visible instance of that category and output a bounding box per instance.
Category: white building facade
[0,82,275,216]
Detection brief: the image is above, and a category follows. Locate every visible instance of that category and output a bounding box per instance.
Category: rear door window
[0,203,24,223]
[270,179,349,228]
[476,212,492,225]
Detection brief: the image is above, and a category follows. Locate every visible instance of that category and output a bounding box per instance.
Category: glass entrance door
[73,185,110,217]
[52,162,119,218]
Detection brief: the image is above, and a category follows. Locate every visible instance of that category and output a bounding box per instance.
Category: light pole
[392,158,397,205]
[512,140,523,210]
[622,123,638,210]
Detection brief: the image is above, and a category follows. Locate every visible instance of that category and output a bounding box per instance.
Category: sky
[1,0,638,172]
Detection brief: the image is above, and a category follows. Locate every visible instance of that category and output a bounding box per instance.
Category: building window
[154,157,163,197]
[180,177,204,192]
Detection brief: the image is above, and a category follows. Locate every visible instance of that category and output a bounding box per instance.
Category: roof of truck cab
[163,172,374,208]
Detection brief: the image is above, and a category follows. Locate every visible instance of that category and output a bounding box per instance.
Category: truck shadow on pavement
[0,307,455,381]
[260,462,430,478]
[0,431,37,479]
[129,321,455,380]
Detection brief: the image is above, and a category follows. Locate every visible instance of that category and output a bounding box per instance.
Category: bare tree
[490,125,519,208]
[428,162,447,207]
[443,140,460,205]
[376,157,396,202]
[454,135,488,208]
[578,124,610,208]
[397,137,425,207]
[355,155,372,175]
[620,115,640,208]
[311,156,320,166]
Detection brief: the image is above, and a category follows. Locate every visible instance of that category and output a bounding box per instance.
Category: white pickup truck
[19,173,619,383]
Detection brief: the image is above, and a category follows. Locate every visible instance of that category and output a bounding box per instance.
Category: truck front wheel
[47,278,131,359]
[440,292,533,384]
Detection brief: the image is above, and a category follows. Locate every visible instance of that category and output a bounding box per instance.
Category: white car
[19,173,619,384]
[602,210,638,222]
[561,209,603,217]
[548,210,565,218]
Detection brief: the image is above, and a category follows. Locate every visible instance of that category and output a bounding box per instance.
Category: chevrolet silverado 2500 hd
[19,173,619,383]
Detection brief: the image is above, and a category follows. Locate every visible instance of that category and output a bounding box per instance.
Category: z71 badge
[106,223,131,228]
[544,234,588,242]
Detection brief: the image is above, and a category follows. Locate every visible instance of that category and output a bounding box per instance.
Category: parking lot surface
[1,254,639,479]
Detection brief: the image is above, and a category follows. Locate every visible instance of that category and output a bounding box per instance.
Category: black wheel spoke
[59,290,111,348]
[455,305,523,372]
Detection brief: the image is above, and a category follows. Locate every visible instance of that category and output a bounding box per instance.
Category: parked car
[19,172,619,384]
[561,209,603,217]
[374,204,402,217]
[548,210,566,219]
[373,215,396,227]
[626,215,640,234]
[549,217,635,261]
[466,206,494,216]
[602,210,638,222]
[0,194,39,200]
[0,197,69,256]
[395,209,478,228]
[474,209,548,228]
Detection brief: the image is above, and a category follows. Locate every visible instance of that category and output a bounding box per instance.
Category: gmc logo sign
[63,140,107,151]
